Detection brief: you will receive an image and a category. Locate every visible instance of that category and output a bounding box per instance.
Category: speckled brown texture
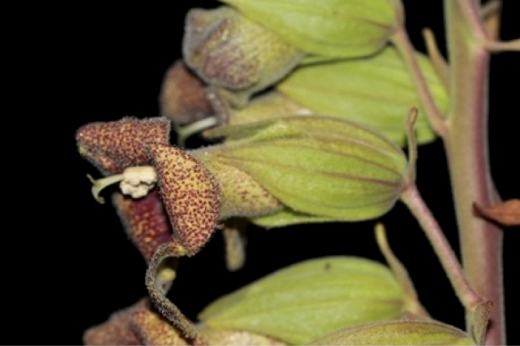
[83,298,191,346]
[146,143,221,255]
[159,60,213,125]
[76,117,171,173]
[113,190,177,263]
[194,157,283,219]
[130,305,189,345]
[78,145,125,175]
[83,299,145,345]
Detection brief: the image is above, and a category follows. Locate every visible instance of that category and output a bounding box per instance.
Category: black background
[6,1,518,344]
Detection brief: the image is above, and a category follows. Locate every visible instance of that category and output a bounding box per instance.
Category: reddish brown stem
[444,2,504,344]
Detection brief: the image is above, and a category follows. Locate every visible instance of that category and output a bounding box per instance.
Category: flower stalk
[443,1,505,343]
[391,27,448,138]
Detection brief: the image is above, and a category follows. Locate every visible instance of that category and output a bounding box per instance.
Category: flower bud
[309,320,474,345]
[203,116,409,225]
[220,0,402,58]
[159,60,214,126]
[277,47,448,146]
[198,257,408,344]
[183,6,304,106]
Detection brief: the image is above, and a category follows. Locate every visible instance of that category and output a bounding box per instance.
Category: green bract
[219,0,400,58]
[277,47,448,146]
[309,320,474,345]
[202,116,409,225]
[198,257,406,344]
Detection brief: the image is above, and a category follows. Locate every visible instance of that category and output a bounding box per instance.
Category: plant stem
[400,185,484,311]
[391,28,448,138]
[146,242,208,345]
[444,1,504,344]
[421,28,449,91]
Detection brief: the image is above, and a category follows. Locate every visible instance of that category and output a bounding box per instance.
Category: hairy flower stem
[401,185,484,313]
[146,243,208,345]
[444,2,504,344]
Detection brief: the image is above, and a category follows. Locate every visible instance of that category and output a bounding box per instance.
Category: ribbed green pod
[219,0,400,58]
[202,116,409,224]
[309,320,474,345]
[199,257,406,344]
[277,47,448,146]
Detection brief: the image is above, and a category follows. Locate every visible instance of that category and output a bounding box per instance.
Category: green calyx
[219,0,401,58]
[198,257,407,344]
[309,320,474,345]
[277,47,449,146]
[202,116,409,225]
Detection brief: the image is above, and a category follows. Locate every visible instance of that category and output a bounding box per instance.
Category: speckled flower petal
[146,143,221,255]
[113,190,177,263]
[130,304,189,345]
[83,298,191,346]
[83,299,146,345]
[76,117,171,172]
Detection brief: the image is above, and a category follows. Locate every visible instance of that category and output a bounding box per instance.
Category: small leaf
[199,257,407,344]
[309,320,475,345]
[277,47,449,146]
[473,199,520,226]
[219,0,400,58]
[468,300,493,345]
